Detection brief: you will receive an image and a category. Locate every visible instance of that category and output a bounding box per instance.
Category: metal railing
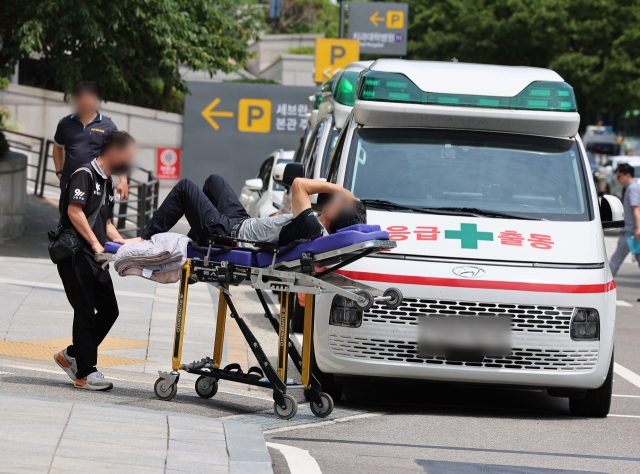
[3,128,159,237]
[3,129,46,196]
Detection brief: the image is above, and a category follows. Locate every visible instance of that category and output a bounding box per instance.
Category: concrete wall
[246,34,321,77]
[0,84,183,190]
[0,152,27,239]
[260,54,315,86]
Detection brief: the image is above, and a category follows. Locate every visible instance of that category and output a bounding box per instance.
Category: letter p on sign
[238,99,271,133]
[314,38,360,83]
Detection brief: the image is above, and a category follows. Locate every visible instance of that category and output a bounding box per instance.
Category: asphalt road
[1,247,639,473]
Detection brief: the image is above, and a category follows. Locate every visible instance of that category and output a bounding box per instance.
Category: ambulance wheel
[195,376,218,399]
[274,394,298,420]
[569,353,613,417]
[154,378,177,401]
[310,392,334,418]
[354,290,374,311]
[383,287,403,309]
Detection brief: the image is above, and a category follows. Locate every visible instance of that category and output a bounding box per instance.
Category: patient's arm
[291,178,357,217]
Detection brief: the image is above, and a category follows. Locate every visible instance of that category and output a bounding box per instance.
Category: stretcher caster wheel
[195,376,218,399]
[383,287,403,309]
[154,378,177,401]
[274,394,298,420]
[310,392,334,418]
[354,290,374,311]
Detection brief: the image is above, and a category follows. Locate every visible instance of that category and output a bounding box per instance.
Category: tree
[0,1,261,111]
[398,0,640,121]
[264,0,339,37]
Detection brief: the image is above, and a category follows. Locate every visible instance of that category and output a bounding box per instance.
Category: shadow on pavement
[0,195,58,259]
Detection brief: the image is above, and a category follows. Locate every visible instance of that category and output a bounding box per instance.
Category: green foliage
[398,0,640,119]
[225,77,279,84]
[0,0,262,112]
[256,0,339,37]
[287,46,315,55]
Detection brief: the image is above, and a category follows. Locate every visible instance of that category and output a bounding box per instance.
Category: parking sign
[348,2,409,55]
[314,38,360,83]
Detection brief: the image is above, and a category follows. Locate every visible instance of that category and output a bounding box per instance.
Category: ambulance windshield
[347,129,591,221]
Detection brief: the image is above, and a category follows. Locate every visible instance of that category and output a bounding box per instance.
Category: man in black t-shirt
[138,174,367,246]
[54,131,137,391]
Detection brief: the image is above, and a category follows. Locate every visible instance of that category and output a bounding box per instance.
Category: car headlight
[570,308,599,341]
[330,295,363,328]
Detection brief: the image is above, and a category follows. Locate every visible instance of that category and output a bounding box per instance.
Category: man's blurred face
[72,91,99,115]
[617,171,633,187]
[105,142,135,176]
[322,196,352,221]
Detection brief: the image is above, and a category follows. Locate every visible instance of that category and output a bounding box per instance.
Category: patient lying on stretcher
[131,174,366,247]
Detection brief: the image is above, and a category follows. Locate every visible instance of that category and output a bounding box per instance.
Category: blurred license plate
[418,316,511,362]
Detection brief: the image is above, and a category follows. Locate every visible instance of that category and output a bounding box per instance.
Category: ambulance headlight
[570,308,599,340]
[330,295,363,328]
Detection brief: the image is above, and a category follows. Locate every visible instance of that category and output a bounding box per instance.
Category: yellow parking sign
[386,10,404,29]
[314,39,360,83]
[238,99,271,133]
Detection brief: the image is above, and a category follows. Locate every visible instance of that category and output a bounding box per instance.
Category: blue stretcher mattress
[104,224,388,268]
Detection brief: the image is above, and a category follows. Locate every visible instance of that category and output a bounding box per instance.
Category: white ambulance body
[313,60,623,416]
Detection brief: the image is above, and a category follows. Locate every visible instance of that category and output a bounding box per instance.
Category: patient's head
[323,200,367,234]
[100,131,136,176]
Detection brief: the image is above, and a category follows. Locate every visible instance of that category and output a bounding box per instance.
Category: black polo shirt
[54,112,117,189]
[61,159,115,265]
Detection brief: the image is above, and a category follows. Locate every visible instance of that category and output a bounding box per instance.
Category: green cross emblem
[445,223,494,249]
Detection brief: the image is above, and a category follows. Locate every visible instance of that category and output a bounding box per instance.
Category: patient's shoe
[74,371,113,391]
[54,349,77,381]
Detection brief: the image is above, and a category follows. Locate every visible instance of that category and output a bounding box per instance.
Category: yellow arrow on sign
[370,11,385,27]
[201,98,234,130]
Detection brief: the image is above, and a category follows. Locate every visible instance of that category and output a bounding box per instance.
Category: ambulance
[312,59,624,417]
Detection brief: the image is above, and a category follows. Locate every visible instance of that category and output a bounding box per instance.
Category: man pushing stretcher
[135,174,367,246]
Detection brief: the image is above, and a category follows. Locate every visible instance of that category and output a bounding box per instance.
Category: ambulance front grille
[364,298,574,334]
[328,335,599,371]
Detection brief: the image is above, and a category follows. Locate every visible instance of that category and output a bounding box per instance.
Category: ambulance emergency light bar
[357,71,577,113]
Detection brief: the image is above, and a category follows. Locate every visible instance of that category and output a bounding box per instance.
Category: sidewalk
[0,392,272,473]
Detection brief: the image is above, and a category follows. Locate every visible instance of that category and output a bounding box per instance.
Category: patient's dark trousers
[57,255,119,379]
[141,174,249,241]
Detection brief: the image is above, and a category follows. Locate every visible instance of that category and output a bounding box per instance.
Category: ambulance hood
[368,210,602,265]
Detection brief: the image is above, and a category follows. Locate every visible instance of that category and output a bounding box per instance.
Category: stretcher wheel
[154,378,177,401]
[274,394,298,420]
[383,287,403,309]
[195,376,218,399]
[354,290,374,311]
[310,392,334,418]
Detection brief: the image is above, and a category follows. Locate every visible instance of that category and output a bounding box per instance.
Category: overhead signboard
[314,38,360,83]
[182,82,317,193]
[348,2,408,56]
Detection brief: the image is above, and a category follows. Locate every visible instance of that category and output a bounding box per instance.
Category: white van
[312,59,624,417]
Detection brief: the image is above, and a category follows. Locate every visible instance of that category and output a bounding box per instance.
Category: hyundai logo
[452,266,486,278]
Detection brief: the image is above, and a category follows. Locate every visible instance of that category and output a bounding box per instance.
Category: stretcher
[99,224,401,419]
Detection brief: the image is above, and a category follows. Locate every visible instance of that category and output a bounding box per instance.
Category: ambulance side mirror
[272,163,287,185]
[282,163,304,186]
[600,194,624,229]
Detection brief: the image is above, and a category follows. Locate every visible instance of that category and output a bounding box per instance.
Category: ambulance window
[346,128,591,221]
[326,126,348,184]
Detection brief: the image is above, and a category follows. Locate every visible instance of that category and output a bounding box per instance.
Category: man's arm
[68,203,104,256]
[633,206,640,241]
[53,145,64,181]
[106,219,141,244]
[291,178,357,217]
[116,175,129,201]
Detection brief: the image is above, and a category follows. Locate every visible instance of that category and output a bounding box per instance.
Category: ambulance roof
[353,59,581,138]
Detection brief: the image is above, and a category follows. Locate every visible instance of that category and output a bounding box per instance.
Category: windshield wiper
[429,207,544,220]
[361,200,478,217]
[362,200,543,220]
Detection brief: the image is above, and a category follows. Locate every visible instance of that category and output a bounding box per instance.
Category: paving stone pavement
[0,392,272,474]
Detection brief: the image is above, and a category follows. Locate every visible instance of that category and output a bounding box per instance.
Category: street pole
[339,0,346,39]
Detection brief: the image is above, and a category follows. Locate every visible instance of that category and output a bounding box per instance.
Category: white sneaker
[54,349,77,381]
[74,371,113,391]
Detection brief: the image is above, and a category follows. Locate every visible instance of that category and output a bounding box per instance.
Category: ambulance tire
[569,353,613,417]
[289,294,305,333]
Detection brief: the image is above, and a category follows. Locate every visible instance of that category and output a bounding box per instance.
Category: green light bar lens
[334,71,360,107]
[357,72,577,113]
[358,71,423,104]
